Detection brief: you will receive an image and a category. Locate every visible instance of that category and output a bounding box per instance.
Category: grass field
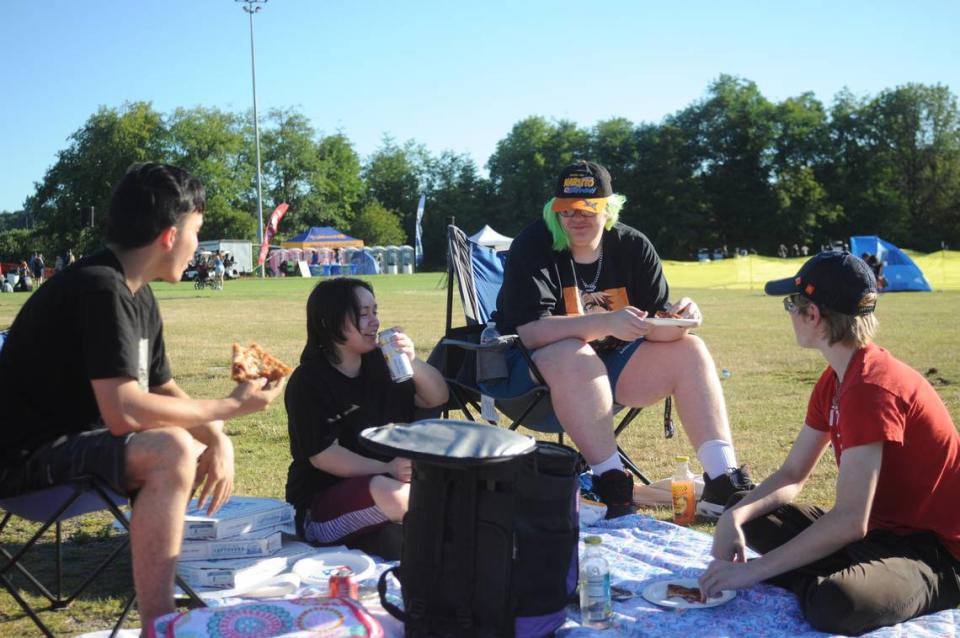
[1,272,958,635]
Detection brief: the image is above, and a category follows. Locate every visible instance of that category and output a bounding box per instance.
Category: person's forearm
[113,392,246,435]
[411,359,448,408]
[725,467,805,527]
[150,381,226,445]
[310,443,389,477]
[515,314,610,349]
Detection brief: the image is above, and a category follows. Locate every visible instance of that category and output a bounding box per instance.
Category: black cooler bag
[361,419,579,638]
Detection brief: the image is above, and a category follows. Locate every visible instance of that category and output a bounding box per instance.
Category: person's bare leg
[370,476,410,521]
[615,335,732,449]
[532,338,616,465]
[124,428,196,633]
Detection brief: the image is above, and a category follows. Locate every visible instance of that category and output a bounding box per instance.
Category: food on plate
[655,310,684,319]
[666,583,705,603]
[231,342,292,383]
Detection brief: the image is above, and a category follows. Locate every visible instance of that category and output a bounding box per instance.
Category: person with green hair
[489,160,754,518]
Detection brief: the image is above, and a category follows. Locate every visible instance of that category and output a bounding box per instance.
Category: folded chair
[0,476,204,637]
[436,221,677,485]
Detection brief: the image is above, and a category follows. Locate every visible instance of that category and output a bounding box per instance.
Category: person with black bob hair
[0,162,285,630]
[700,251,960,635]
[284,277,447,558]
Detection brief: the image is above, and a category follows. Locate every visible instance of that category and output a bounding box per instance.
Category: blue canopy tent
[282,227,364,249]
[850,235,931,292]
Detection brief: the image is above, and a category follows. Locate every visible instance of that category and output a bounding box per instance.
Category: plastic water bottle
[671,455,696,526]
[479,321,499,423]
[579,536,612,629]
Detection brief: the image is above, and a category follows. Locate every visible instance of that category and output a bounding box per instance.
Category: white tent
[469,225,513,250]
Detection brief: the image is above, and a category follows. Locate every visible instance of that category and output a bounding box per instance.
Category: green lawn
[1,273,958,635]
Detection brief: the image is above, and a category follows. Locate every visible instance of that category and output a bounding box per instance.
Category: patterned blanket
[558,514,959,637]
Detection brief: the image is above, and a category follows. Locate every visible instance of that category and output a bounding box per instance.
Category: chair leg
[1,571,56,637]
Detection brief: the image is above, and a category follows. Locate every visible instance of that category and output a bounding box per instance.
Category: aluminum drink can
[329,567,359,599]
[378,329,414,382]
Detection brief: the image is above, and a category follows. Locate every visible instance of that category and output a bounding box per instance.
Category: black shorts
[0,429,134,498]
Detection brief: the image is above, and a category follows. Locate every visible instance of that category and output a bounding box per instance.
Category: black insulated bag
[361,419,579,638]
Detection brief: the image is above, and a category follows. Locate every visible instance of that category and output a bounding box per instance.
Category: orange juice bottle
[671,455,696,526]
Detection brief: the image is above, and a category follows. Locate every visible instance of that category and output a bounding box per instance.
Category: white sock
[590,451,623,477]
[697,440,738,479]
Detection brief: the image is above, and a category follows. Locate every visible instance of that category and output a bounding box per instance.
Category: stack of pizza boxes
[176,496,313,592]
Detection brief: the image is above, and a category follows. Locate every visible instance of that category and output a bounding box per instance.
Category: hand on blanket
[699,558,760,599]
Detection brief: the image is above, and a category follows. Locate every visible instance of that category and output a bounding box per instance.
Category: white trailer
[198,240,254,276]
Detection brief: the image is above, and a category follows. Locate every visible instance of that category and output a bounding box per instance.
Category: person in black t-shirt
[285,278,447,558]
[0,163,285,630]
[490,161,754,519]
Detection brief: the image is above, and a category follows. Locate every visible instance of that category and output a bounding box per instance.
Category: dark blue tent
[350,249,380,275]
[850,235,931,292]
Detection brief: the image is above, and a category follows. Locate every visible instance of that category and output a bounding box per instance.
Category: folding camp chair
[0,476,205,637]
[437,221,676,485]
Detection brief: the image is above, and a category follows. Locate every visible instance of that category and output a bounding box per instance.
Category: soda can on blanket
[330,567,359,600]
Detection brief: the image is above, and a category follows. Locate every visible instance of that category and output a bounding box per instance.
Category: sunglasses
[782,294,802,313]
[556,209,600,219]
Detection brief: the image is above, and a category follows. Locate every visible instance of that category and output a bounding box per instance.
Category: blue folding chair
[436,222,673,484]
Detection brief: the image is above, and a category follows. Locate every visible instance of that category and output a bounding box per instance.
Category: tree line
[2,75,958,270]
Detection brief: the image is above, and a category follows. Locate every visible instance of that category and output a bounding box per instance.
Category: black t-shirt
[284,350,415,513]
[0,249,171,465]
[496,220,671,343]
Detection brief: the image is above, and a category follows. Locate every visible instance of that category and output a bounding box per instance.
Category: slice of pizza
[666,583,705,603]
[231,342,292,383]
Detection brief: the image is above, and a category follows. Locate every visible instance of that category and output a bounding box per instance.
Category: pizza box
[178,526,284,562]
[177,541,316,590]
[183,496,295,540]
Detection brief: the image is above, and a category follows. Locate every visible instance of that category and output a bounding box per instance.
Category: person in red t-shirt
[699,251,960,635]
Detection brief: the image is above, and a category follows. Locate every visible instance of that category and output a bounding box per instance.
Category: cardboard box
[178,527,284,562]
[183,496,295,540]
[177,541,315,590]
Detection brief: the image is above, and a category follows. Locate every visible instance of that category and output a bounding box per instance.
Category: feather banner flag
[414,194,426,267]
[258,203,290,266]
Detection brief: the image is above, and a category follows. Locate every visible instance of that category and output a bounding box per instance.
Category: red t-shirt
[806,343,960,560]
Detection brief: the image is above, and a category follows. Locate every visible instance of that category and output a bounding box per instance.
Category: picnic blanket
[78,514,959,638]
[558,514,960,637]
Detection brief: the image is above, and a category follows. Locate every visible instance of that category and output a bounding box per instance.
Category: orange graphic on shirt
[562,286,629,315]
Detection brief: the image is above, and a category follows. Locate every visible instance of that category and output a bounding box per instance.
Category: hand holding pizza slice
[231,342,293,383]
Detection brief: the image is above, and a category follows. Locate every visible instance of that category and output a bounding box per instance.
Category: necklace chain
[577,245,604,292]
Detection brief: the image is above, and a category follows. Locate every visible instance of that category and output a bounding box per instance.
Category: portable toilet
[384,246,399,275]
[370,247,386,273]
[400,245,414,274]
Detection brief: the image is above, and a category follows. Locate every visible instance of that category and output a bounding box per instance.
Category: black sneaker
[697,465,756,520]
[592,469,636,519]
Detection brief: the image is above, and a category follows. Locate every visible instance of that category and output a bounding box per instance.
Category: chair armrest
[441,334,519,352]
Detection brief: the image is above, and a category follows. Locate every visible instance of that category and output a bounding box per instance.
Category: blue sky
[1,0,958,212]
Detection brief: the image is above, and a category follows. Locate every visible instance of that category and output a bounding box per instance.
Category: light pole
[236,0,268,277]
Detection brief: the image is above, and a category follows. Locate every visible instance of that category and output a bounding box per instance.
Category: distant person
[54,254,64,273]
[701,252,960,635]
[213,251,225,289]
[488,160,755,518]
[791,243,800,257]
[861,253,887,289]
[31,252,45,285]
[0,163,285,630]
[778,244,789,259]
[14,261,32,292]
[284,278,447,558]
[801,245,810,257]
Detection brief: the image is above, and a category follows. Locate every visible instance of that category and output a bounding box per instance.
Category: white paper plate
[641,577,735,609]
[644,317,701,328]
[292,551,376,585]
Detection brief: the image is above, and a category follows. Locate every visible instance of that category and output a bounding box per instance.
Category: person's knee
[132,428,196,480]
[803,579,873,635]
